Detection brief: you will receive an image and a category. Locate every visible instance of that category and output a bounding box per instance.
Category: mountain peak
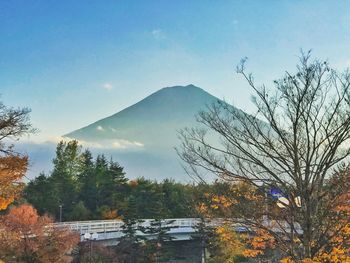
[150,84,214,101]
[157,84,203,93]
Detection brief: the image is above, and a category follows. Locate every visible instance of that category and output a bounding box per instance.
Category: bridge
[54,218,301,246]
[56,218,219,245]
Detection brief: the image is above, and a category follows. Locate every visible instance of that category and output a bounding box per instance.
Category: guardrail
[54,218,202,235]
[54,218,302,237]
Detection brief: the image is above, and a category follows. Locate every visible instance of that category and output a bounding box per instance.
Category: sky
[1,0,350,141]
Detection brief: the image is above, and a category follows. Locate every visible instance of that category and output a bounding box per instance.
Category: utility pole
[201,238,206,263]
[84,232,98,263]
[59,204,63,222]
[90,239,93,263]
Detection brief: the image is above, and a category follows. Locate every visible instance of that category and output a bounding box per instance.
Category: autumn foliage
[0,102,80,262]
[0,100,34,211]
[211,224,245,263]
[0,204,79,263]
[195,181,277,260]
[196,176,350,262]
[304,170,350,262]
[0,155,28,210]
[241,229,275,258]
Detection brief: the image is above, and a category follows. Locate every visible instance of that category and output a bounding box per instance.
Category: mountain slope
[66,85,222,149]
[65,85,237,181]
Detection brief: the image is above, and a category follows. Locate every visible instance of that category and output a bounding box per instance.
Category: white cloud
[151,29,165,40]
[96,125,105,131]
[58,136,144,150]
[112,139,144,149]
[18,135,145,152]
[102,83,113,91]
[27,136,104,149]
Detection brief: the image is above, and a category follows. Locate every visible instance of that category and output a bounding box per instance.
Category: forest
[24,140,215,221]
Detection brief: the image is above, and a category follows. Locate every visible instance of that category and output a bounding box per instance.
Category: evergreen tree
[117,195,146,263]
[97,157,122,209]
[131,178,164,219]
[142,219,176,262]
[161,179,192,218]
[50,140,82,220]
[105,160,128,217]
[23,173,59,216]
[79,151,99,217]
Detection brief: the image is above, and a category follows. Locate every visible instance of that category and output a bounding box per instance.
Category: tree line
[24,140,210,221]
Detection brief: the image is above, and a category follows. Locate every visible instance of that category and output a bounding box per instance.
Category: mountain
[65,85,235,181]
[66,85,220,148]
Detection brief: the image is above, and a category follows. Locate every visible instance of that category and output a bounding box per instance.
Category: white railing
[54,218,302,237]
[54,218,201,235]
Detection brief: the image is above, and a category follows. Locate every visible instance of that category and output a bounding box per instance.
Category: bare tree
[178,52,350,260]
[0,100,35,155]
[0,100,35,210]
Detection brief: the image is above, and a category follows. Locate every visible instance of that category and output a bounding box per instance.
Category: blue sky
[1,1,350,141]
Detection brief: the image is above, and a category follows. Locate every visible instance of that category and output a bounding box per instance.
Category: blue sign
[269,188,284,199]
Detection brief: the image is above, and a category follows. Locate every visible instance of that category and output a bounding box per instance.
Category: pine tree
[117,195,146,263]
[50,141,83,220]
[79,150,98,217]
